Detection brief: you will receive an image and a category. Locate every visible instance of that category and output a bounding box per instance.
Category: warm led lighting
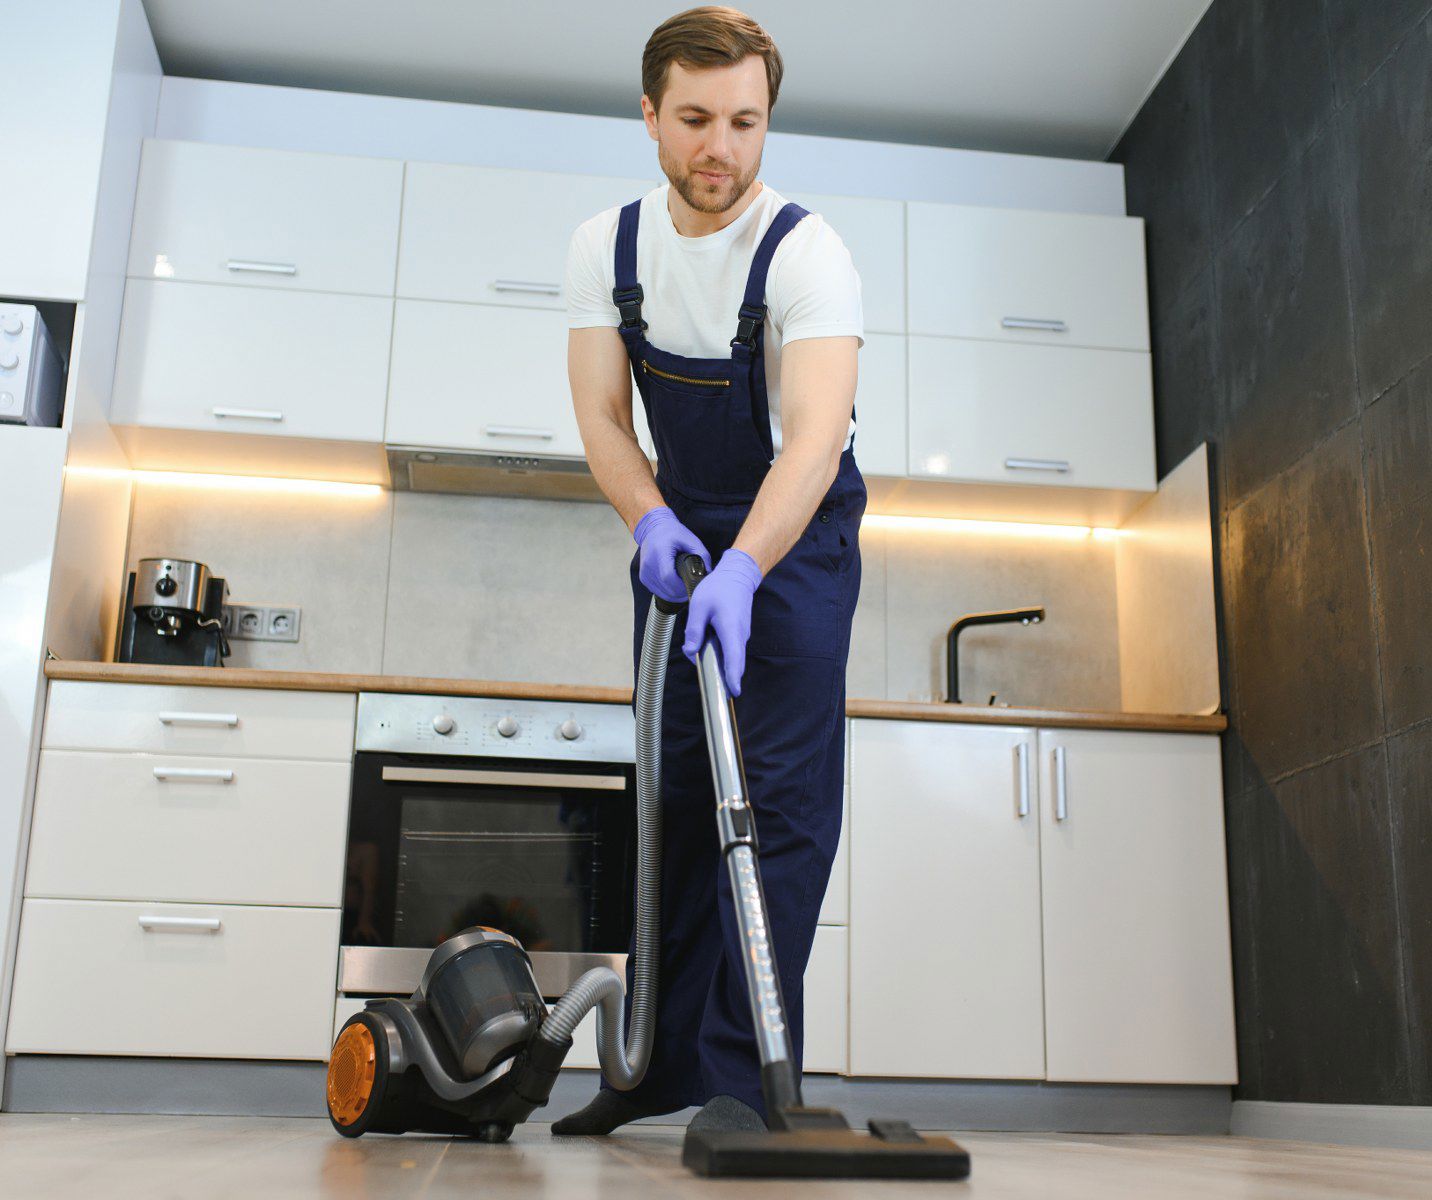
[863,513,1121,540]
[65,466,384,498]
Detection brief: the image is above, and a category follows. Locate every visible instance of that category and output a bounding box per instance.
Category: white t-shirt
[564,181,863,454]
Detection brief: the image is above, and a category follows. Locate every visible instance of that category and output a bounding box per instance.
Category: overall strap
[732,201,810,353]
[612,199,646,332]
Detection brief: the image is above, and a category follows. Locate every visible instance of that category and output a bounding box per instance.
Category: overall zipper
[641,360,731,388]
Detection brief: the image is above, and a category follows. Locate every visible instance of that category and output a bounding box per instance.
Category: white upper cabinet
[397,163,656,307]
[908,336,1155,491]
[781,191,906,334]
[907,203,1149,352]
[852,332,906,477]
[127,140,404,296]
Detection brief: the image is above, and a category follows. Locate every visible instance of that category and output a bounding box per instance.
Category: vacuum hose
[533,593,675,1089]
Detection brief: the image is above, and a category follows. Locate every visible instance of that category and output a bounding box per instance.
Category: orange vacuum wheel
[327,1020,378,1127]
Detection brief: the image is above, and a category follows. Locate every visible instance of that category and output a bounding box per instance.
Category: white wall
[155,77,1127,216]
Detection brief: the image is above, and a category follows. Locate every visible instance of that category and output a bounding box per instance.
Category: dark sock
[686,1094,767,1133]
[550,1090,681,1136]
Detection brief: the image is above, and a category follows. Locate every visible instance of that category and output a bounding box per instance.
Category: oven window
[343,752,636,955]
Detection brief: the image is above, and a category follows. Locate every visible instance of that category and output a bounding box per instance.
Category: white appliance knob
[431,714,455,735]
[496,715,519,738]
[1,316,22,336]
[559,719,583,741]
[0,352,18,371]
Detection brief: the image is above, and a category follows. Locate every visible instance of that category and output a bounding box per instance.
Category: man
[557,5,866,1135]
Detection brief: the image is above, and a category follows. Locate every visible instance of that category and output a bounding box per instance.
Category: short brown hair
[642,6,784,116]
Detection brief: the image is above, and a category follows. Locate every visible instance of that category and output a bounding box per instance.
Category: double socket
[221,604,301,643]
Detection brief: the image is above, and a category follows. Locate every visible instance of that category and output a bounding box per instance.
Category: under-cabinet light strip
[863,513,1119,540]
[65,466,384,498]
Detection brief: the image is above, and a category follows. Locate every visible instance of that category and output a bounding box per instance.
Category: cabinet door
[1037,729,1236,1084]
[849,720,1044,1079]
[907,203,1149,351]
[907,335,1155,491]
[802,926,848,1073]
[781,191,906,333]
[127,139,403,296]
[852,332,906,478]
[386,299,584,458]
[110,279,391,442]
[398,163,656,307]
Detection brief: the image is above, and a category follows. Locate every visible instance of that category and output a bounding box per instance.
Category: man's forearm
[581,414,665,534]
[731,441,841,576]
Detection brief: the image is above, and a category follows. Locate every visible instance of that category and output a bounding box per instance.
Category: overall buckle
[731,302,766,350]
[612,284,648,331]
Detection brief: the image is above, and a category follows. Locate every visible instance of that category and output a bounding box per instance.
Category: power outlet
[223,604,302,643]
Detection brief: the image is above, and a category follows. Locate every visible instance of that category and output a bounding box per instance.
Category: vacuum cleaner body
[326,928,572,1142]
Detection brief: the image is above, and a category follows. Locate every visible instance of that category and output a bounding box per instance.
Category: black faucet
[945,607,1045,704]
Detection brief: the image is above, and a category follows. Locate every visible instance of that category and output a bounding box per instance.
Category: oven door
[340,750,636,996]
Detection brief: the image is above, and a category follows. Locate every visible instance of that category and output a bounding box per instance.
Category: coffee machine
[116,558,231,667]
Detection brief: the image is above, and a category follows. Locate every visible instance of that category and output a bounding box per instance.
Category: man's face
[644,56,768,215]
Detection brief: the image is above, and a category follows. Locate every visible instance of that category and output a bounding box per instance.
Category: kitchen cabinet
[849,720,1046,1079]
[110,279,392,443]
[781,191,906,334]
[852,332,907,477]
[127,139,404,297]
[1036,728,1237,1084]
[397,162,655,307]
[907,335,1155,491]
[907,203,1149,351]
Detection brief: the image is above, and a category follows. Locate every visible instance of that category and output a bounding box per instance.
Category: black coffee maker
[116,557,231,667]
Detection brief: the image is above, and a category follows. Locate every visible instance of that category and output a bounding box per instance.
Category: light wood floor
[2,1113,1430,1198]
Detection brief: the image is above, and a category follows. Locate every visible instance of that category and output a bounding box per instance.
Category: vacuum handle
[676,552,707,599]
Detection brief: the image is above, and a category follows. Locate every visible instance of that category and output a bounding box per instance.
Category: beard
[658,137,762,215]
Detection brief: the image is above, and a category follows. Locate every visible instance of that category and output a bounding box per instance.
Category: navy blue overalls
[598,194,867,1120]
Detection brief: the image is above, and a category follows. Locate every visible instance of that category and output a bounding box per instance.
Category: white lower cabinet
[849,721,1045,1079]
[1036,728,1236,1084]
[6,899,341,1059]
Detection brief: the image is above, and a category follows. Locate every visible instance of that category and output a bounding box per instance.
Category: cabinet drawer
[111,279,391,443]
[26,750,350,907]
[907,336,1155,491]
[398,162,655,306]
[386,299,584,457]
[908,203,1149,351]
[6,899,340,1060]
[42,681,356,761]
[127,139,403,296]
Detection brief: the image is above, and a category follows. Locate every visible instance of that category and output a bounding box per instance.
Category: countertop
[43,660,1227,734]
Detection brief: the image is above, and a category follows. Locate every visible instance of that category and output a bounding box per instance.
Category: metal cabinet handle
[227,259,297,276]
[138,915,223,933]
[490,280,562,295]
[381,765,626,791]
[484,425,555,440]
[212,407,284,422]
[157,711,239,727]
[153,766,234,782]
[1015,742,1030,818]
[1005,457,1070,473]
[1053,746,1068,821]
[1002,316,1067,332]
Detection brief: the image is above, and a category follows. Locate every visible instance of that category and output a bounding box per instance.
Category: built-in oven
[339,692,637,1002]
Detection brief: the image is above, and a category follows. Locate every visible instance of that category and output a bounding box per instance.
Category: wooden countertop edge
[42,660,1227,734]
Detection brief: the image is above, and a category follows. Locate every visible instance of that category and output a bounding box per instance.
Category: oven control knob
[496,715,519,738]
[558,719,583,741]
[431,714,455,735]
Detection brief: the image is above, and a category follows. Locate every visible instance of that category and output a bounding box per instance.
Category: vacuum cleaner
[325,554,971,1180]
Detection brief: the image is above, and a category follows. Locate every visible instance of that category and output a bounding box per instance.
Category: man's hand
[634,506,712,602]
[682,549,764,696]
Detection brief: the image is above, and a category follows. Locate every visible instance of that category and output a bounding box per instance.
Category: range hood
[385,445,610,502]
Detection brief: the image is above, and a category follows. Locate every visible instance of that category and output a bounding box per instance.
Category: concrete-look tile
[1214,126,1357,509]
[125,483,392,673]
[1245,744,1409,1104]
[1386,722,1432,1103]
[1150,265,1222,485]
[845,520,886,700]
[382,492,638,687]
[1340,14,1432,405]
[1224,424,1380,782]
[1222,789,1262,1100]
[882,527,1120,711]
[1322,0,1432,106]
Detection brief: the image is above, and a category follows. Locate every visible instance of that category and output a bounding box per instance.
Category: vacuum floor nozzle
[682,1118,972,1180]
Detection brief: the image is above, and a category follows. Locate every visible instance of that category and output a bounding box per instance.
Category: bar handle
[1015,742,1030,818]
[153,767,235,782]
[1053,746,1068,821]
[1002,316,1067,332]
[490,280,562,296]
[158,711,240,727]
[212,407,284,422]
[1005,457,1070,473]
[138,915,223,933]
[484,425,555,440]
[227,259,297,276]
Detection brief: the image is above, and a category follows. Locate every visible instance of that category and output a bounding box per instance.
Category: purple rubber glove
[633,506,712,603]
[682,549,763,697]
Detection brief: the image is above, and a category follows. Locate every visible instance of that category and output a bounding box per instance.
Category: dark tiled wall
[1110,0,1432,1104]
